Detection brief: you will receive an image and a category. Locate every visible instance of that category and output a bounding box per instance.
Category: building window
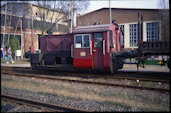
[146,22,160,41]
[119,25,124,44]
[74,34,90,48]
[129,24,138,47]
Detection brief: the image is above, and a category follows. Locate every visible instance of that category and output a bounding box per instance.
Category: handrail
[71,45,73,58]
[90,40,92,55]
[103,40,105,55]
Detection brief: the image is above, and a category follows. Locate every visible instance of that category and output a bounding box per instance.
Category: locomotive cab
[72,24,124,72]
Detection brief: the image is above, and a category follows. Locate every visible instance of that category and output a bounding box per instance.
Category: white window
[74,34,90,48]
[129,24,138,47]
[119,25,124,44]
[146,22,160,41]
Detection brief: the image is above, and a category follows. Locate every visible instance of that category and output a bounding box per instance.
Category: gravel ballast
[1,100,48,112]
[1,74,170,112]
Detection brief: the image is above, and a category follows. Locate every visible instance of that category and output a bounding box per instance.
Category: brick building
[77,8,170,49]
[1,2,69,55]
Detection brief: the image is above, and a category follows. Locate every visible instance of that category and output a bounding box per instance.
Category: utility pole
[8,3,13,43]
[137,11,143,47]
[20,19,24,59]
[31,9,35,54]
[31,12,34,49]
[109,0,112,24]
[71,0,73,33]
[2,2,7,58]
[141,14,143,42]
[138,12,140,42]
[68,3,72,33]
[73,8,77,28]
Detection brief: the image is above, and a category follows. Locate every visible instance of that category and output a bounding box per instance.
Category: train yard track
[1,66,170,112]
[1,94,89,112]
[1,66,170,83]
[1,70,170,93]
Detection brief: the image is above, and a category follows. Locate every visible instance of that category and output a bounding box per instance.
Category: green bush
[9,36,20,55]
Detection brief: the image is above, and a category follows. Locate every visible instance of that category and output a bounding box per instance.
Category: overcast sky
[87,0,169,13]
[1,0,169,14]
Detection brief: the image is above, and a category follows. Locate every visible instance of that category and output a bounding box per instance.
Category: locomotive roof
[72,24,116,34]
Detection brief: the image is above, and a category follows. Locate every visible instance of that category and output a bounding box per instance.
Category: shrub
[9,36,20,55]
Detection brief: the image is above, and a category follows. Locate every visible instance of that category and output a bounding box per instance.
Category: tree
[29,1,69,35]
[57,0,90,32]
[29,0,90,35]
[9,36,20,55]
[57,0,90,15]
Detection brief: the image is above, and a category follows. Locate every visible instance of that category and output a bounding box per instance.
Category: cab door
[93,33,104,69]
[73,34,93,69]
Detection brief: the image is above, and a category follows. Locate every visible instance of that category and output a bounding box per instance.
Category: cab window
[83,35,90,47]
[75,35,82,48]
[119,32,121,44]
[74,34,90,48]
[93,33,103,48]
[109,30,113,47]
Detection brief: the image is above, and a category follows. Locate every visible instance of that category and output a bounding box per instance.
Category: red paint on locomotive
[72,24,123,70]
[37,24,124,71]
[40,34,73,53]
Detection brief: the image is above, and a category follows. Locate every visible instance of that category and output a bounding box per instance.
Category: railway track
[1,94,89,112]
[1,66,170,83]
[2,71,170,93]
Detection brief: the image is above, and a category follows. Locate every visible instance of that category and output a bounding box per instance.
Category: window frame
[129,24,138,47]
[74,34,91,48]
[109,30,113,48]
[93,32,103,48]
[119,25,124,44]
[146,21,160,41]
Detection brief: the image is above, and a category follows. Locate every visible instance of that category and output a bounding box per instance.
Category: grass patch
[144,60,160,65]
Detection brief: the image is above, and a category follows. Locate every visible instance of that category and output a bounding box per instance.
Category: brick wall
[77,8,170,41]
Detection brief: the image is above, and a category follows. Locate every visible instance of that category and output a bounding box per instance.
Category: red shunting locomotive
[31,24,125,73]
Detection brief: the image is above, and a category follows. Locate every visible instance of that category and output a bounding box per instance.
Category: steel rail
[1,94,90,112]
[1,66,170,83]
[106,76,170,83]
[2,72,170,93]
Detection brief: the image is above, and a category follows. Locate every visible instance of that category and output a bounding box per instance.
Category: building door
[93,33,104,69]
